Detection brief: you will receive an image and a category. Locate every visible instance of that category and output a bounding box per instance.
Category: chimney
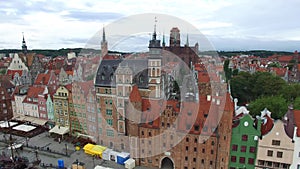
[207,95,211,101]
[234,98,238,110]
[216,99,220,105]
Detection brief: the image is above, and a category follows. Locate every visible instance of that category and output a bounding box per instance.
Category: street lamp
[76,159,79,169]
[65,143,68,156]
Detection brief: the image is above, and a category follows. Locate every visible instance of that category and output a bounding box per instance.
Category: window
[202,148,205,153]
[211,141,215,145]
[186,137,189,142]
[210,161,213,165]
[267,150,273,157]
[241,146,246,152]
[211,150,214,154]
[248,158,254,165]
[242,135,248,141]
[106,129,114,137]
[106,109,112,115]
[149,132,152,137]
[249,146,256,153]
[194,138,198,143]
[277,151,283,158]
[201,159,204,164]
[186,146,189,151]
[185,156,188,161]
[239,157,245,164]
[231,156,236,162]
[193,158,196,162]
[106,119,113,126]
[232,145,238,151]
[272,140,281,146]
[194,147,197,152]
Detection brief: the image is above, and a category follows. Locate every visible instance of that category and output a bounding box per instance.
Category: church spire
[101,26,108,57]
[22,32,28,54]
[148,17,161,49]
[185,34,189,47]
[102,26,106,42]
[152,17,157,40]
[162,32,166,47]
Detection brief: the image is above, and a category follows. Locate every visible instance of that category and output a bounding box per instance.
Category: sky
[0,0,300,52]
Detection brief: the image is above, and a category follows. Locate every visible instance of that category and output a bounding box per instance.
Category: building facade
[53,86,71,127]
[256,120,294,169]
[229,113,261,169]
[95,26,233,169]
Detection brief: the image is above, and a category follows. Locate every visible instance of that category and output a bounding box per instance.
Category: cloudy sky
[1,0,300,51]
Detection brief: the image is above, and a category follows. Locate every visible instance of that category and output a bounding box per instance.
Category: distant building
[29,55,45,84]
[0,77,14,121]
[7,53,30,86]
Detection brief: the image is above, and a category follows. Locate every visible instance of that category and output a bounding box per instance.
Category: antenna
[154,16,157,33]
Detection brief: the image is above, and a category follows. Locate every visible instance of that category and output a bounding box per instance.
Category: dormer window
[139,75,144,83]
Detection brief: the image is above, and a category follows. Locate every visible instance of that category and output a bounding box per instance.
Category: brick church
[95,26,233,169]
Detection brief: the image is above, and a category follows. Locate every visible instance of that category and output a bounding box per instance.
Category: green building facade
[229,114,262,169]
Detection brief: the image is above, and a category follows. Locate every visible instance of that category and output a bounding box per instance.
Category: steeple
[185,34,189,47]
[148,17,161,50]
[22,32,28,54]
[162,33,166,48]
[101,26,108,57]
[102,27,106,42]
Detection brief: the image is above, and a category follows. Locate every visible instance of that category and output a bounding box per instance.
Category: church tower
[22,32,28,54]
[148,17,162,99]
[101,27,108,57]
[169,27,180,47]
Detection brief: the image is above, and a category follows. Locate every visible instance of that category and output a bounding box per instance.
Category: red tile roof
[34,73,51,85]
[129,85,142,102]
[6,70,23,78]
[261,115,274,136]
[270,67,287,77]
[23,86,45,104]
[278,55,293,63]
[293,110,300,137]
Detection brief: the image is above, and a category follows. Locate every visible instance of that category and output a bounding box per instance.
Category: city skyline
[1,0,300,51]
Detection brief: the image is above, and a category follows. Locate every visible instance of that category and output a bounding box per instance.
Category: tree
[231,71,286,105]
[223,59,232,82]
[230,71,253,104]
[248,96,288,119]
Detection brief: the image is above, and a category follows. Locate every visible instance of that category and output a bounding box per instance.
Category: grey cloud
[213,1,300,36]
[63,11,123,22]
[208,36,300,52]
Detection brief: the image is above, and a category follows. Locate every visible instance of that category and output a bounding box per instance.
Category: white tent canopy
[0,121,18,128]
[49,125,69,135]
[94,166,113,169]
[13,124,36,132]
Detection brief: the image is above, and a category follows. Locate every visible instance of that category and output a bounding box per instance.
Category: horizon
[1,0,300,51]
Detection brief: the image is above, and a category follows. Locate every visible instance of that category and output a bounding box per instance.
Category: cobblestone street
[0,131,157,169]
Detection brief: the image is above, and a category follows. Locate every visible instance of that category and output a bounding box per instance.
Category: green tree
[231,71,286,105]
[248,95,288,119]
[230,71,253,104]
[251,72,286,98]
[223,59,232,82]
